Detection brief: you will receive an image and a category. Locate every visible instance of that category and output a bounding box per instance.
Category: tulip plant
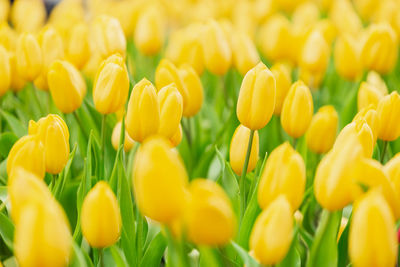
[1,0,400,267]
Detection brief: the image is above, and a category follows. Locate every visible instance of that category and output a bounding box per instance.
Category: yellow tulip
[184,179,235,246]
[281,81,314,138]
[200,20,232,75]
[298,67,325,90]
[93,54,129,114]
[229,124,259,175]
[81,181,122,248]
[361,23,398,74]
[231,31,259,76]
[329,0,363,36]
[384,153,400,200]
[92,15,126,58]
[15,33,42,81]
[376,91,400,141]
[299,31,330,74]
[357,82,386,111]
[111,121,135,152]
[237,62,276,130]
[133,137,188,223]
[170,124,182,147]
[179,64,204,117]
[349,190,397,267]
[250,196,293,265]
[271,62,292,115]
[334,34,362,81]
[48,60,87,114]
[9,52,26,92]
[0,45,10,97]
[258,142,305,210]
[28,114,70,174]
[7,135,45,179]
[353,106,379,142]
[313,19,337,45]
[306,105,339,154]
[67,23,90,69]
[0,0,9,23]
[0,23,18,51]
[366,71,388,96]
[126,78,160,143]
[158,84,183,139]
[134,6,164,56]
[353,0,379,21]
[10,0,45,33]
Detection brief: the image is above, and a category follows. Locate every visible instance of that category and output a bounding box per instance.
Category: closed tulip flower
[133,137,188,223]
[0,45,10,97]
[0,23,18,51]
[0,0,8,23]
[184,179,235,246]
[366,71,388,95]
[67,23,90,69]
[281,81,314,138]
[47,60,87,114]
[357,82,386,111]
[237,62,276,130]
[271,62,292,115]
[16,33,42,81]
[384,153,400,199]
[334,34,362,81]
[93,54,129,114]
[299,31,330,74]
[349,190,397,267]
[126,78,160,143]
[201,20,232,75]
[250,196,293,265]
[111,121,135,152]
[170,124,182,147]
[92,15,126,58]
[179,64,204,117]
[258,142,305,210]
[9,52,26,92]
[158,84,183,139]
[10,0,45,33]
[28,114,70,174]
[353,106,379,142]
[361,23,398,74]
[376,92,400,141]
[306,105,339,154]
[7,135,45,179]
[231,31,259,76]
[134,6,164,56]
[81,181,122,248]
[229,124,259,175]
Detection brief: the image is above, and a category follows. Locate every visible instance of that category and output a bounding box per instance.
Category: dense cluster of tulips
[1,0,400,266]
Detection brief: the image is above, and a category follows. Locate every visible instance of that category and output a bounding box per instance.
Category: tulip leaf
[0,133,18,159]
[0,186,7,203]
[0,111,26,138]
[199,247,223,267]
[276,229,301,267]
[0,212,14,251]
[229,241,260,267]
[54,144,77,200]
[215,147,239,204]
[70,242,90,267]
[108,245,129,267]
[337,215,351,267]
[140,232,167,267]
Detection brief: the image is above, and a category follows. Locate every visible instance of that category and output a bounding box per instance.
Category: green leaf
[199,247,223,267]
[0,133,18,158]
[276,230,301,267]
[54,144,77,200]
[0,212,14,251]
[338,215,351,267]
[108,245,129,267]
[229,241,260,267]
[0,186,7,203]
[0,110,26,138]
[140,232,167,267]
[69,242,90,267]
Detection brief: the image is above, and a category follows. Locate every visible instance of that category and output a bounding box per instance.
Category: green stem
[240,129,255,222]
[101,114,107,178]
[136,205,144,265]
[293,138,298,149]
[73,111,87,138]
[182,118,192,146]
[33,85,44,115]
[381,140,388,163]
[99,248,104,267]
[0,202,6,213]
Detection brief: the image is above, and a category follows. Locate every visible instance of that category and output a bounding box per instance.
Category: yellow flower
[0,0,9,23]
[229,124,259,175]
[237,62,276,130]
[28,114,70,174]
[81,181,122,248]
[250,196,293,265]
[299,30,330,74]
[258,142,305,210]
[15,33,42,81]
[179,64,204,117]
[231,31,259,76]
[111,121,135,152]
[0,22,18,51]
[169,124,182,147]
[93,54,129,114]
[376,91,400,141]
[10,0,45,33]
[349,190,397,267]
[67,23,90,69]
[126,78,160,143]
[133,137,188,223]
[48,60,87,114]
[384,153,400,202]
[353,0,379,21]
[334,34,362,81]
[9,52,26,92]
[200,20,232,75]
[7,135,45,179]
[329,0,363,36]
[361,23,398,74]
[281,81,314,138]
[357,81,386,111]
[271,62,292,115]
[0,45,10,97]
[184,179,236,246]
[158,84,183,139]
[366,71,388,95]
[353,106,379,142]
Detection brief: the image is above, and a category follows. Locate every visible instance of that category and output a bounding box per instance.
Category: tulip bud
[28,114,70,174]
[271,62,292,115]
[250,196,293,265]
[179,64,204,117]
[0,45,10,97]
[134,6,164,56]
[357,82,386,111]
[229,124,259,175]
[48,60,87,114]
[67,23,90,69]
[237,62,276,130]
[133,137,188,223]
[0,23,18,51]
[93,54,129,114]
[258,142,305,210]
[298,67,324,90]
[231,31,259,76]
[281,81,314,138]
[16,33,42,81]
[10,0,45,33]
[184,179,235,246]
[299,31,330,74]
[157,84,183,139]
[314,19,337,45]
[361,23,398,74]
[376,91,400,141]
[81,181,122,248]
[111,121,135,152]
[384,153,400,200]
[334,34,362,81]
[366,71,388,95]
[7,135,45,179]
[9,52,26,92]
[92,15,126,58]
[126,78,160,142]
[0,0,9,23]
[353,106,379,142]
[330,0,363,36]
[201,20,232,75]
[349,190,397,267]
[306,105,339,154]
[170,124,182,147]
